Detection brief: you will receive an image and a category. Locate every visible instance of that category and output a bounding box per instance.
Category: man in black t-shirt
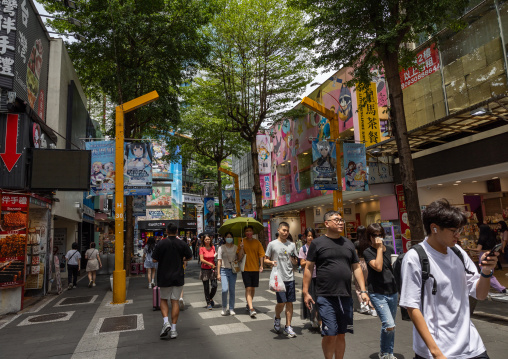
[303,211,369,359]
[152,223,192,340]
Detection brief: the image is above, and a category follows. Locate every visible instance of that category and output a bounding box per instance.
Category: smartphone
[486,243,503,257]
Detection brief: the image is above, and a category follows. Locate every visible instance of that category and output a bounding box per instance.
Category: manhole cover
[60,296,94,305]
[99,315,138,333]
[28,313,68,323]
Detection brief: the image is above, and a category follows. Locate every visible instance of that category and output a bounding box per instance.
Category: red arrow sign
[1,114,22,172]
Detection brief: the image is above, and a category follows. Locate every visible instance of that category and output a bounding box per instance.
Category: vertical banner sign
[222,190,236,215]
[25,208,48,289]
[85,141,115,195]
[343,143,368,191]
[260,174,273,200]
[132,196,146,216]
[124,142,153,196]
[197,212,204,235]
[312,140,338,190]
[0,1,17,90]
[257,134,272,174]
[396,184,411,252]
[239,189,253,215]
[0,194,29,288]
[204,197,215,233]
[299,210,307,236]
[356,83,382,147]
[400,43,440,89]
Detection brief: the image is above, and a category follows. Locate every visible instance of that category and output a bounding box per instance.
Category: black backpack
[392,244,476,321]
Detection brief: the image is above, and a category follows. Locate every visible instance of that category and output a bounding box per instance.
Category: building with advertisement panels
[0,1,98,314]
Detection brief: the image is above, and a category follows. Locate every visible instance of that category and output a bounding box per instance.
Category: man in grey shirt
[265,221,298,338]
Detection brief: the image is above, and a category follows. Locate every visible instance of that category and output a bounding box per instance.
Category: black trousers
[415,351,489,359]
[67,264,79,286]
[203,279,217,304]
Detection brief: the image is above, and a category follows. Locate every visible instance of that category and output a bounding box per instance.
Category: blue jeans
[220,268,237,310]
[369,292,398,354]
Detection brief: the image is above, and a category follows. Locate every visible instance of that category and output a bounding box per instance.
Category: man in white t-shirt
[400,199,499,359]
[265,222,298,338]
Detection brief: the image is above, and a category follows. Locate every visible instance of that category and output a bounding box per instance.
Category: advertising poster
[240,189,253,215]
[204,197,215,233]
[222,190,236,214]
[85,141,115,195]
[396,184,411,252]
[400,43,440,89]
[312,140,338,190]
[261,174,273,200]
[133,196,146,216]
[124,142,153,196]
[343,143,368,191]
[0,194,29,288]
[152,142,171,180]
[25,208,49,289]
[356,83,382,147]
[147,186,171,206]
[256,134,272,174]
[197,212,204,235]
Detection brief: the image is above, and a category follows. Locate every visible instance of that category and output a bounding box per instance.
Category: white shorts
[160,286,183,301]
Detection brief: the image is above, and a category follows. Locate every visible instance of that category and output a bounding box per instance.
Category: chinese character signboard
[356,83,381,147]
[343,143,368,191]
[124,142,153,196]
[0,194,29,288]
[312,140,338,190]
[400,43,440,89]
[395,184,411,252]
[0,0,17,90]
[85,141,115,195]
[260,174,272,200]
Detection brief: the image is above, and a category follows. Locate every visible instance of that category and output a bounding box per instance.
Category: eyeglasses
[444,227,464,236]
[327,218,345,224]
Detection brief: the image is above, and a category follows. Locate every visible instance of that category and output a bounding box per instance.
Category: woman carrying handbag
[217,232,239,316]
[199,235,218,310]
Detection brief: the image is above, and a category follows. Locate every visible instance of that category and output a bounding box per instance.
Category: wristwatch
[480,270,494,278]
[360,291,368,294]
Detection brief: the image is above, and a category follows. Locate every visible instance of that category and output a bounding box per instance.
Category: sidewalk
[0,260,506,358]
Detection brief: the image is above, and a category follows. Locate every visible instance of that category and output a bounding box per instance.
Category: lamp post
[113,91,159,304]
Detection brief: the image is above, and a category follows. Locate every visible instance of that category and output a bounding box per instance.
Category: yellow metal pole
[112,91,159,304]
[113,105,126,303]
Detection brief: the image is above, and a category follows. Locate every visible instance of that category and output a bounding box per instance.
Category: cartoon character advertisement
[312,140,338,190]
[343,143,368,191]
[240,189,253,215]
[204,197,215,233]
[85,141,115,195]
[222,190,236,214]
[124,142,153,196]
[152,142,171,180]
[256,134,272,175]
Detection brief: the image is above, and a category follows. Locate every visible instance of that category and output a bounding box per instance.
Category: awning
[367,94,508,156]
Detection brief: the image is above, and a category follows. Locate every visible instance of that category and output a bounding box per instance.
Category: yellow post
[113,91,159,304]
[218,167,242,216]
[301,97,344,216]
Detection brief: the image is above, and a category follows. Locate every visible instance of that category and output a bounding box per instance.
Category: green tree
[40,0,214,272]
[204,0,315,244]
[295,0,468,242]
[176,78,247,227]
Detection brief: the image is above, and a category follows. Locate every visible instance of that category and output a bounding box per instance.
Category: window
[297,151,313,190]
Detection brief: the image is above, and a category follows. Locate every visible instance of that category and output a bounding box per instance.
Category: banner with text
[400,43,440,89]
[124,142,153,196]
[85,141,115,195]
[357,83,382,147]
[343,143,368,191]
[260,174,273,200]
[312,140,338,190]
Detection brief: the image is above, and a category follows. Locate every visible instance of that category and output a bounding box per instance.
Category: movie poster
[204,197,215,233]
[124,142,153,196]
[85,141,115,195]
[222,190,236,214]
[343,143,368,191]
[312,140,338,190]
[240,189,253,215]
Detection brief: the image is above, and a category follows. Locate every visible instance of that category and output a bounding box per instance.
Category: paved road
[0,260,507,358]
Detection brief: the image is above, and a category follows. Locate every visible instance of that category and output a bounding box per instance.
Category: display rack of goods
[0,260,25,283]
[0,234,27,258]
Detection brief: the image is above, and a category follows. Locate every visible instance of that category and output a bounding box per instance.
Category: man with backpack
[399,199,499,359]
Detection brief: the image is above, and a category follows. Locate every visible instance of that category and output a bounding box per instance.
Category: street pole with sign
[114,91,159,304]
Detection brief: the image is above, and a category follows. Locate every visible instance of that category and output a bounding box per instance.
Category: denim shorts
[317,296,354,336]
[276,280,296,303]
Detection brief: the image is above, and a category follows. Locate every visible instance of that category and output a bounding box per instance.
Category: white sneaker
[358,303,369,314]
[170,329,178,339]
[370,308,378,317]
[273,316,281,332]
[160,322,171,338]
[179,298,185,311]
[221,309,230,316]
[230,309,236,316]
[284,325,297,338]
[148,283,152,289]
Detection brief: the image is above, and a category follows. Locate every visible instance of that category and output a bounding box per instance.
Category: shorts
[415,352,489,359]
[160,286,183,301]
[242,271,260,288]
[276,280,296,303]
[317,296,354,336]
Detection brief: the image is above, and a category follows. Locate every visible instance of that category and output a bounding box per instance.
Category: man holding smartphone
[265,221,299,338]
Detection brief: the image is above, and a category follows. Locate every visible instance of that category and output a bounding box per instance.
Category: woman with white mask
[217,231,239,316]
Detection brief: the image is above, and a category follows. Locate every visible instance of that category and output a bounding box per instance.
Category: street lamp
[470,107,508,122]
[63,0,77,9]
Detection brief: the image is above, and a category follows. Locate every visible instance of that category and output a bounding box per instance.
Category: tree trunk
[383,54,426,244]
[250,138,266,248]
[217,162,224,228]
[125,195,134,276]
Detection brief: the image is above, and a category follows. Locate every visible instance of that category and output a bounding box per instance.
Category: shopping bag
[269,266,286,292]
[239,254,247,272]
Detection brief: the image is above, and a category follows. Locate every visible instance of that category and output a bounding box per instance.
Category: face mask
[226,237,234,244]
